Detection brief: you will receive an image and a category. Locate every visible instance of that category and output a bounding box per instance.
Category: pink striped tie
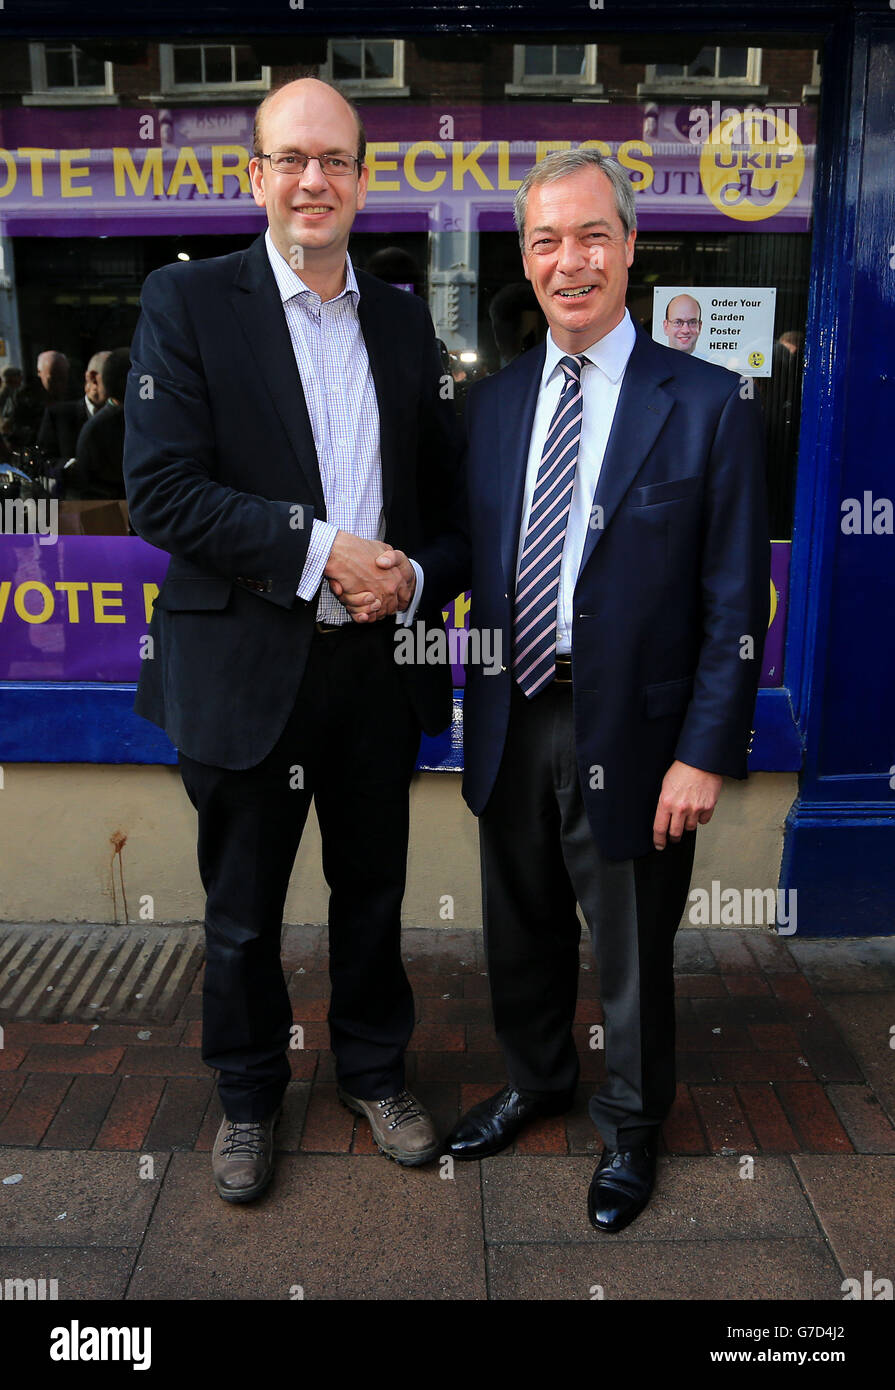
[513,354,585,698]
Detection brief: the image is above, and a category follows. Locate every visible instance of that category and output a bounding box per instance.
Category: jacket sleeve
[407,304,471,616]
[123,266,314,609]
[672,382,771,778]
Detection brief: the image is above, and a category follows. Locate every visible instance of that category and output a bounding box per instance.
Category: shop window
[639,47,766,98]
[27,43,115,103]
[159,43,269,94]
[505,43,603,96]
[322,39,408,96]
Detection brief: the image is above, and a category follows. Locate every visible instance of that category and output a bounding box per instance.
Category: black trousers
[178,621,422,1122]
[479,680,696,1150]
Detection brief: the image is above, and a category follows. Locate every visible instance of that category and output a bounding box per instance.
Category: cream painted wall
[0,763,796,928]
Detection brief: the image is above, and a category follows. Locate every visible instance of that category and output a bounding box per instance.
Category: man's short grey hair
[514,149,637,251]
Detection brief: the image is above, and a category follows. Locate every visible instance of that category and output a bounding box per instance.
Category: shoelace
[377,1090,424,1130]
[221,1120,267,1158]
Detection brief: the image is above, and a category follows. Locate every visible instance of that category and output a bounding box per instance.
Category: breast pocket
[627,475,701,508]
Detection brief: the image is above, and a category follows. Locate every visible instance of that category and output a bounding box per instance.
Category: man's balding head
[253,77,365,165]
[37,350,69,397]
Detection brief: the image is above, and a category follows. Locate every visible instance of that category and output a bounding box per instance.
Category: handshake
[325,531,416,624]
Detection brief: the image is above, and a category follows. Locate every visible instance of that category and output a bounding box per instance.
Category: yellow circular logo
[700,110,804,223]
[748,351,765,369]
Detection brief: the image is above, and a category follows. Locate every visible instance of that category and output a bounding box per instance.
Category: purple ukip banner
[0,536,790,689]
[0,102,814,238]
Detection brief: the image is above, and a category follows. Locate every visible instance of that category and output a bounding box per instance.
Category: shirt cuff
[297,519,340,601]
[396,559,424,625]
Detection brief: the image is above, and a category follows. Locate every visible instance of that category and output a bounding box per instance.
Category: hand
[652,760,722,851]
[325,534,415,623]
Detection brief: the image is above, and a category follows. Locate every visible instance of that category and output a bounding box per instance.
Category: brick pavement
[0,926,893,1301]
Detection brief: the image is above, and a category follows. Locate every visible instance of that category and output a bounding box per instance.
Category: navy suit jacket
[123,232,468,768]
[462,321,771,861]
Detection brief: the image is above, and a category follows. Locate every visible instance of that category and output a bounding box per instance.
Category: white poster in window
[651,287,777,377]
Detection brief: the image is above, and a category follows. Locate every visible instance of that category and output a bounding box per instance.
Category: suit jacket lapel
[576,325,674,578]
[500,341,546,593]
[229,234,326,515]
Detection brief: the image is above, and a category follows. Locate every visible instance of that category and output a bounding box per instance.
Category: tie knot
[559,354,586,385]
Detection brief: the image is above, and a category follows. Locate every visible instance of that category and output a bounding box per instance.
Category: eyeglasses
[256,152,360,177]
[668,318,701,329]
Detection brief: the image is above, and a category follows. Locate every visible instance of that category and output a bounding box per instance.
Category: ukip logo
[699,108,805,223]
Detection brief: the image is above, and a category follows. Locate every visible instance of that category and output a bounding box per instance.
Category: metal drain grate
[0,924,204,1024]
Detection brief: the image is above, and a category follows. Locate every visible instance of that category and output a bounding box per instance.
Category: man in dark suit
[38,350,109,469]
[67,348,128,499]
[444,150,769,1232]
[124,78,467,1203]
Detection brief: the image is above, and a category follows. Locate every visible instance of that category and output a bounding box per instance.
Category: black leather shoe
[443,1083,574,1160]
[587,1142,657,1232]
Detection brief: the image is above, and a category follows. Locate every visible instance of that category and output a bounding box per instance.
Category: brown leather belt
[554,655,572,684]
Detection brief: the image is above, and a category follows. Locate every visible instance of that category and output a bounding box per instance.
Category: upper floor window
[159,43,269,93]
[28,42,114,100]
[322,39,408,95]
[506,44,603,96]
[639,47,764,97]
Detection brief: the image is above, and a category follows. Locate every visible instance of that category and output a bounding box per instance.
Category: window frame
[321,38,409,97]
[26,42,116,105]
[158,42,271,96]
[638,46,767,99]
[505,42,603,96]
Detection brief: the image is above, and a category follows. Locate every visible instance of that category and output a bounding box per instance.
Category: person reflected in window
[67,347,131,500]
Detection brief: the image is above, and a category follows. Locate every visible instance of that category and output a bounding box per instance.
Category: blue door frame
[1,1,893,933]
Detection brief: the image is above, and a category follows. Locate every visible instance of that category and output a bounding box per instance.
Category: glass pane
[74,47,106,88]
[332,41,363,81]
[233,45,261,83]
[718,46,749,78]
[654,62,685,78]
[203,46,233,86]
[364,41,394,80]
[172,46,202,85]
[555,45,586,77]
[45,45,76,89]
[523,46,553,77]
[686,46,718,78]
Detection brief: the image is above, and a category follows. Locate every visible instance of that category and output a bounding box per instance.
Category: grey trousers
[478,680,697,1149]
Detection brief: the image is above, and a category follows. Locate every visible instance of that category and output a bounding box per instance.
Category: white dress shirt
[264,228,423,625]
[515,309,636,654]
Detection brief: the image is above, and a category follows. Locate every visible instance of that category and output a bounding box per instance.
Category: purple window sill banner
[0,535,789,689]
[0,102,814,237]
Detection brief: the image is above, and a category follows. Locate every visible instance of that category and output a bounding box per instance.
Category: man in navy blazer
[124,79,467,1202]
[444,149,769,1232]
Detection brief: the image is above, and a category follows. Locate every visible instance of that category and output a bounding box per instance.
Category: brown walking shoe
[212,1107,281,1203]
[338,1087,440,1166]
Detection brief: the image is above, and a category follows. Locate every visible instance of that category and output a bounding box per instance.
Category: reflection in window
[523,45,587,79]
[42,44,107,91]
[332,40,396,83]
[169,43,264,88]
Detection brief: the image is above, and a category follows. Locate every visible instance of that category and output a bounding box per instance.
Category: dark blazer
[123,232,468,768]
[37,397,90,463]
[462,321,770,861]
[70,403,125,499]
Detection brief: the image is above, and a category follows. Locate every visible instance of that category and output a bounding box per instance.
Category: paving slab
[0,1245,136,1300]
[826,1084,895,1153]
[793,1155,895,1283]
[0,1149,169,1247]
[823,993,895,1125]
[787,938,895,993]
[487,1238,843,1300]
[127,1153,486,1300]
[481,1155,818,1244]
